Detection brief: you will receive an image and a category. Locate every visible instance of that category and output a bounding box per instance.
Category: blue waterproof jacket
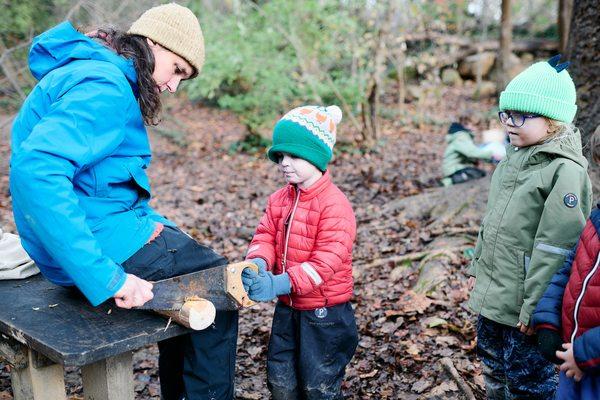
[10,22,174,306]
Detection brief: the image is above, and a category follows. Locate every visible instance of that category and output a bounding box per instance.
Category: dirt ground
[0,84,499,399]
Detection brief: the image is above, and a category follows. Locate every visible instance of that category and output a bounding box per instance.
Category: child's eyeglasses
[498,111,541,127]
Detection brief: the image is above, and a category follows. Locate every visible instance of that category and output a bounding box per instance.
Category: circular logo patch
[315,307,328,319]
[564,193,578,208]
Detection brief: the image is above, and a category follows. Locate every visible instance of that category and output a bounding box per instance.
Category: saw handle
[225,261,259,308]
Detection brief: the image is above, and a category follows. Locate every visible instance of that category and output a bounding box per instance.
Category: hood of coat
[445,130,473,144]
[507,127,588,169]
[29,21,138,91]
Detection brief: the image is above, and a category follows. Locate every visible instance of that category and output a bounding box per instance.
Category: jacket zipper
[571,252,600,343]
[282,186,300,306]
[483,147,531,303]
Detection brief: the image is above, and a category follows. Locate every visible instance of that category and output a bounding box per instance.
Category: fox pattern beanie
[268,105,343,171]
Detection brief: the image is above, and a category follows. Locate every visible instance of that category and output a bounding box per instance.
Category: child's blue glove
[244,267,291,302]
[242,258,267,292]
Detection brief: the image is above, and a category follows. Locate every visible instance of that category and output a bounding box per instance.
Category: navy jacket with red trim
[533,204,600,373]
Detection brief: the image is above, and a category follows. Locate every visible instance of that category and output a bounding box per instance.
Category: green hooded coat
[468,129,592,327]
[442,130,494,177]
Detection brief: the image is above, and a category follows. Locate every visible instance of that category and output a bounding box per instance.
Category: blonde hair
[543,118,575,143]
[589,125,600,164]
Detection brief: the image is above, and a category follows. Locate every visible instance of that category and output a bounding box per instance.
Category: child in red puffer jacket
[242,105,358,400]
[532,126,600,399]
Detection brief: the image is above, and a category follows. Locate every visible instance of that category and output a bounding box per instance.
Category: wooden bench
[0,274,189,400]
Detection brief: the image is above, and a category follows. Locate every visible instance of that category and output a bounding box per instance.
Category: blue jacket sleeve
[574,326,600,373]
[531,244,577,330]
[10,74,135,305]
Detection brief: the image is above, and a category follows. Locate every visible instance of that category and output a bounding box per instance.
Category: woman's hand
[557,343,585,382]
[113,274,154,309]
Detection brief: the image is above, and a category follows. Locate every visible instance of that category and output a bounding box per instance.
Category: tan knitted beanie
[128,3,205,76]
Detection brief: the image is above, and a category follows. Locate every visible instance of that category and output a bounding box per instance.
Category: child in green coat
[441,121,500,186]
[468,55,593,398]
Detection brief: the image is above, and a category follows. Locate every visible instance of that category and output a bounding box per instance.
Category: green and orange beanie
[268,105,342,172]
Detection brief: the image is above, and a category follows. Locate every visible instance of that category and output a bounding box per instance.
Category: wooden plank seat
[0,274,188,400]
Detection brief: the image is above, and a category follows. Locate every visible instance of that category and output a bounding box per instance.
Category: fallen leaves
[397,290,433,314]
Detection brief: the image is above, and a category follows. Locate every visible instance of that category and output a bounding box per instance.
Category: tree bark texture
[567,0,600,146]
[558,0,574,54]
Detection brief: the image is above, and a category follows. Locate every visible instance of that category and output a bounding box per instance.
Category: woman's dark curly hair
[88,27,161,125]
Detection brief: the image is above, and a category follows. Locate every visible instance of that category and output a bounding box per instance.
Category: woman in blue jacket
[10,4,237,400]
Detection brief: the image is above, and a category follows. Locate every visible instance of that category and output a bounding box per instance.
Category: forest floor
[0,83,499,399]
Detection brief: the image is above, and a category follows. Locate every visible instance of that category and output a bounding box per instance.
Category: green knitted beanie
[268,105,342,171]
[499,55,577,123]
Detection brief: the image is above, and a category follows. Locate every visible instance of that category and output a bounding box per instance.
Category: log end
[183,299,216,330]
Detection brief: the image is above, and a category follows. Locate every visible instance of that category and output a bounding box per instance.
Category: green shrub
[187,0,375,137]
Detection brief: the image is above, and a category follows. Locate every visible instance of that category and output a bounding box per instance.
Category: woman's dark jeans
[123,225,238,400]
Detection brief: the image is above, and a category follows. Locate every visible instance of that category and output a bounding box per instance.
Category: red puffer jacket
[533,206,600,374]
[246,171,356,310]
[561,216,600,344]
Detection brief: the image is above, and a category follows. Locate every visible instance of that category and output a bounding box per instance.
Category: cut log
[157,298,216,331]
[403,34,557,78]
[404,33,557,54]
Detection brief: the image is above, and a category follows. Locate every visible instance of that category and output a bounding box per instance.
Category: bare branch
[0,38,26,100]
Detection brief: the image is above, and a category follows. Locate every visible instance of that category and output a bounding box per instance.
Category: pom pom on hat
[268,105,343,171]
[326,105,343,125]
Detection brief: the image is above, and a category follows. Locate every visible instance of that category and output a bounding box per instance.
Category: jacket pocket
[486,242,525,318]
[127,161,151,198]
[90,165,109,197]
[516,250,527,307]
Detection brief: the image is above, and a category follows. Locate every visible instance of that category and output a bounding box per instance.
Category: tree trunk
[497,0,513,89]
[567,0,600,198]
[360,1,392,145]
[474,0,491,98]
[392,40,407,116]
[567,0,600,148]
[558,0,573,54]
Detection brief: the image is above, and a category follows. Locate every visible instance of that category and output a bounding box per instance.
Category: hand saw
[135,261,258,311]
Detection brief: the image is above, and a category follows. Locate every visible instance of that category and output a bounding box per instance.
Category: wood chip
[359,369,378,379]
[164,317,173,332]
